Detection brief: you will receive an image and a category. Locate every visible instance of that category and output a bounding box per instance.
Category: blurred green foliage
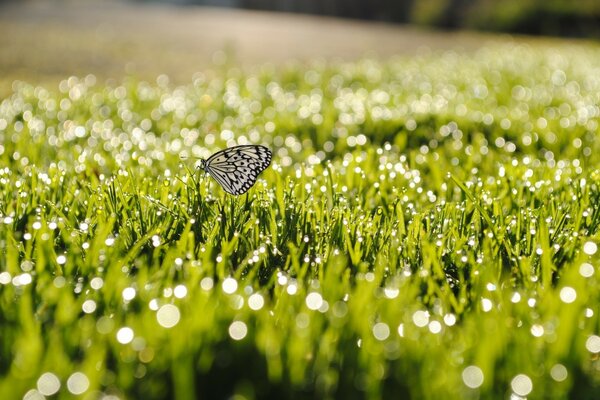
[0,43,600,399]
[412,0,600,37]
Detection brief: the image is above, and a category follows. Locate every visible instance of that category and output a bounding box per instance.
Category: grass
[1,42,600,399]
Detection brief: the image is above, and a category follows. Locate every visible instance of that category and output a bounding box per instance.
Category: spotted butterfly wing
[199,145,272,195]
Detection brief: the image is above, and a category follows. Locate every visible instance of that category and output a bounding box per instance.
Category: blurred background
[135,0,600,37]
[0,0,598,96]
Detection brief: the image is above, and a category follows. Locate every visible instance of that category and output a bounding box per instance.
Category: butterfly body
[199,145,272,195]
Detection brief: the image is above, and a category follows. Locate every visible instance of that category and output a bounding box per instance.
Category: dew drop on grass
[384,287,399,299]
[286,283,298,295]
[585,335,600,353]
[373,322,390,341]
[511,374,533,396]
[530,324,544,337]
[23,389,44,400]
[13,273,32,286]
[229,321,248,341]
[90,277,103,290]
[306,292,323,311]
[222,277,238,294]
[443,314,456,326]
[248,293,264,310]
[0,272,11,285]
[296,313,309,329]
[82,300,96,314]
[318,300,329,313]
[200,277,213,291]
[559,287,576,304]
[412,310,429,327]
[550,364,568,382]
[66,372,89,395]
[583,241,598,255]
[428,321,442,334]
[481,298,493,312]
[37,372,61,396]
[116,327,134,344]
[174,284,187,299]
[332,301,347,318]
[462,366,484,389]
[122,287,136,302]
[148,299,159,311]
[229,294,244,310]
[156,304,180,328]
[579,263,594,278]
[96,316,114,334]
[277,272,288,285]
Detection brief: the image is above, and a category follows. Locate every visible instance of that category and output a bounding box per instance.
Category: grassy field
[1,42,600,399]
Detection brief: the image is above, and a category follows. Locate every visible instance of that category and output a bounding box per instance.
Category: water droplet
[222,277,238,294]
[462,366,484,388]
[585,335,600,353]
[305,292,323,311]
[530,324,544,337]
[116,327,134,344]
[13,273,32,286]
[23,389,44,400]
[122,287,136,302]
[156,304,180,328]
[384,287,399,299]
[443,314,456,326]
[277,273,288,285]
[96,316,114,334]
[511,374,532,396]
[583,241,597,255]
[90,277,104,290]
[0,272,11,285]
[229,321,248,340]
[481,298,493,312]
[174,284,187,299]
[37,372,61,396]
[287,282,298,295]
[66,372,89,395]
[148,299,159,311]
[200,277,213,291]
[428,321,442,334]
[579,263,594,278]
[82,300,97,314]
[248,293,264,310]
[373,322,390,341]
[412,310,429,327]
[550,364,568,382]
[559,287,576,304]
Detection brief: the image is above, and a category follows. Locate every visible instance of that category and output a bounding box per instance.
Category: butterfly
[198,145,272,195]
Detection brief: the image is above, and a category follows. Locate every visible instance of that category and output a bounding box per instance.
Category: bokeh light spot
[373,322,390,341]
[116,327,134,344]
[462,366,484,388]
[66,372,89,395]
[511,374,533,396]
[37,372,60,396]
[229,321,248,341]
[156,304,181,328]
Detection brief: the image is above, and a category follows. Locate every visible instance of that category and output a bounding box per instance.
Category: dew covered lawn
[1,43,600,399]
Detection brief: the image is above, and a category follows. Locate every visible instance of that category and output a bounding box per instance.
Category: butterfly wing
[203,145,272,195]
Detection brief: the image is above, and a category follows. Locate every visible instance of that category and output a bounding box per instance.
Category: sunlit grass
[1,43,600,399]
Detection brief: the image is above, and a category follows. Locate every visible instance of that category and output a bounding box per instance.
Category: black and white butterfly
[198,145,272,195]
